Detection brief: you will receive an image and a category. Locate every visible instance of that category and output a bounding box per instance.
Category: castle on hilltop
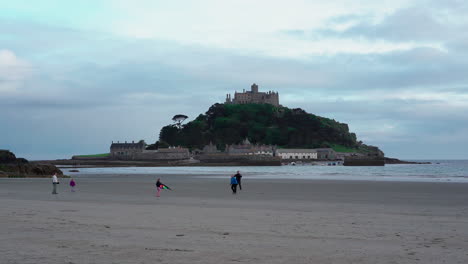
[225,83,279,106]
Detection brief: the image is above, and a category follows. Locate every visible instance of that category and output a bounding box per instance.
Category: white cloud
[104,0,414,57]
[0,49,32,93]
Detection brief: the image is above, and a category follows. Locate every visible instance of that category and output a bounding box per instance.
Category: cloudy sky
[1,0,467,160]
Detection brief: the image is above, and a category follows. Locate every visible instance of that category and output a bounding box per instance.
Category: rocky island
[48,83,398,166]
[45,83,424,166]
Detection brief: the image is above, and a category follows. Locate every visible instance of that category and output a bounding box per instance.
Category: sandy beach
[1,174,468,264]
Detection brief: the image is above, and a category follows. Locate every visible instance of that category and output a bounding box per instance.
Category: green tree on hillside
[172,114,188,129]
[159,103,379,153]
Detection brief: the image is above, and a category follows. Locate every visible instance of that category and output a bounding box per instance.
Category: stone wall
[197,153,280,161]
[71,156,109,160]
[133,149,190,160]
[343,156,385,166]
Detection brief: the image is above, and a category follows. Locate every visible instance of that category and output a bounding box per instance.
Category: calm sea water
[63,160,468,183]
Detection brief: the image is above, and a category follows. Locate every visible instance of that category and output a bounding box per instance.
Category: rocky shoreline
[384,157,431,164]
[0,150,63,178]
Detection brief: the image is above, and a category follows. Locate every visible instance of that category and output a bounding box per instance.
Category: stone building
[275,148,337,160]
[110,140,189,160]
[226,138,276,156]
[315,148,336,160]
[110,140,146,159]
[202,142,219,154]
[276,149,318,160]
[200,139,276,156]
[225,83,279,106]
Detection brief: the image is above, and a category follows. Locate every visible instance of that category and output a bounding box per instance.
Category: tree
[172,114,188,129]
[160,125,181,146]
[146,140,170,150]
[156,103,378,154]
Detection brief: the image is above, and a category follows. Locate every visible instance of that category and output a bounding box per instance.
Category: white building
[226,138,275,156]
[276,149,318,160]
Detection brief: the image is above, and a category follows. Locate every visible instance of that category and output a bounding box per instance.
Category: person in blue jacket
[230,174,238,194]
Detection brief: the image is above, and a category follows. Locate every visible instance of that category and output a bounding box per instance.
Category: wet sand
[1,174,468,264]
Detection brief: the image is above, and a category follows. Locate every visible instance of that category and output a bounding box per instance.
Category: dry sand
[1,174,468,264]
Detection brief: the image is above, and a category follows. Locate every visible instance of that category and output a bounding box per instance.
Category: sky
[1,0,467,160]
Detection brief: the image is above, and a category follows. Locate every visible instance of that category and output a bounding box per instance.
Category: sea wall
[196,153,281,166]
[72,156,109,161]
[133,151,190,160]
[343,156,385,166]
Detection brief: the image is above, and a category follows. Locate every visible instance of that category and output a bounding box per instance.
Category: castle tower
[251,83,259,93]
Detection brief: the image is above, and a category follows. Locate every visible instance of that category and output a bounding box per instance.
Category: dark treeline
[156,103,380,153]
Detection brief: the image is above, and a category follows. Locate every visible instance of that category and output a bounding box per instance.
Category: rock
[15,158,29,164]
[0,150,20,163]
[0,163,63,177]
[384,157,431,164]
[0,150,63,177]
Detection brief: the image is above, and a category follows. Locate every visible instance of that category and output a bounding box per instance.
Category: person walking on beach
[52,173,59,194]
[69,178,76,192]
[234,170,243,190]
[230,174,238,194]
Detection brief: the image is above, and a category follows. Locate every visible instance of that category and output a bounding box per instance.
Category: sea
[62,160,468,183]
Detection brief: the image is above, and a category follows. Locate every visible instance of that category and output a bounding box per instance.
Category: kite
[159,184,172,190]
